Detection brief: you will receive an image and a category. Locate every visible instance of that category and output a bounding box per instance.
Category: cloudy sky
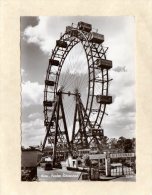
[21,16,135,147]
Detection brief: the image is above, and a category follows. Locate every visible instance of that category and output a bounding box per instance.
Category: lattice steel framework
[42,21,112,164]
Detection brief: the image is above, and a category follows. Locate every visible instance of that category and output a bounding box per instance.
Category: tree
[124,139,133,152]
[132,138,136,152]
[108,138,118,149]
[116,137,135,153]
[117,136,126,152]
[101,136,109,149]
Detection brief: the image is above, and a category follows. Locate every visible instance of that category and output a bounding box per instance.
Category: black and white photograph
[21,16,136,181]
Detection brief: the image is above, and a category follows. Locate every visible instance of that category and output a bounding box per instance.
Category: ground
[37,167,136,181]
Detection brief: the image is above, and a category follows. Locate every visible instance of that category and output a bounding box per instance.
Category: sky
[21,16,135,147]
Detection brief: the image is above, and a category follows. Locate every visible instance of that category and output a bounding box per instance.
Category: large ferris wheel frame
[42,21,112,163]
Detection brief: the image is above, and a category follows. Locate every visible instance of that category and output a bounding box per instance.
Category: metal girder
[43,91,71,166]
[71,94,104,152]
[71,94,89,149]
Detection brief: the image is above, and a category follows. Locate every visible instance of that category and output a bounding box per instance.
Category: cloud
[23,17,52,54]
[22,81,44,107]
[23,16,134,56]
[22,118,45,147]
[23,16,68,54]
[103,114,135,139]
[22,104,43,123]
[20,17,38,32]
[113,66,127,72]
[109,70,135,98]
[22,118,43,131]
[21,16,136,146]
[103,83,135,139]
[28,112,42,120]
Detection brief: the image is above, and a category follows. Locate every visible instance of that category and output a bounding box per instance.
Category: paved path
[37,167,136,182]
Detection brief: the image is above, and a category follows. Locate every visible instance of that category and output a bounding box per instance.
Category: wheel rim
[44,28,110,134]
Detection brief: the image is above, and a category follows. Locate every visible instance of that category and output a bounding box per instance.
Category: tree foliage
[107,137,135,152]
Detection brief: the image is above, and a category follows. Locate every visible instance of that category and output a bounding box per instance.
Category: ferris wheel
[42,21,112,164]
